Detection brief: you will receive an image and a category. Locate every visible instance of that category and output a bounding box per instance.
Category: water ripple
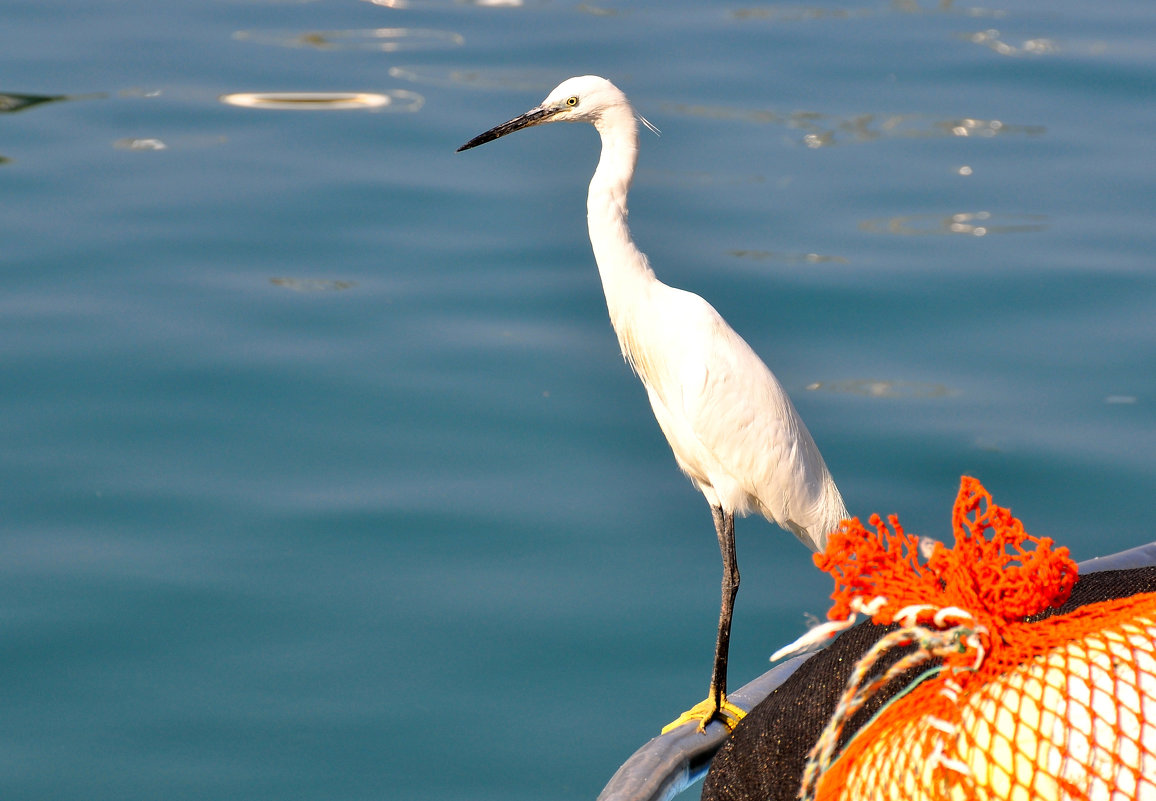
[731,2,1007,21]
[270,278,358,292]
[729,250,849,265]
[113,138,168,151]
[962,29,1061,57]
[805,379,958,399]
[663,104,1045,146]
[232,27,464,51]
[858,211,1049,236]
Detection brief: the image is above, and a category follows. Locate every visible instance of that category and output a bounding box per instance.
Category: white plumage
[459,76,847,731]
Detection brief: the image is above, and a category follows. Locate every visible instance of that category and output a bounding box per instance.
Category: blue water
[2,1,1154,798]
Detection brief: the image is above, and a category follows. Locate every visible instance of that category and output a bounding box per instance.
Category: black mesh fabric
[701,566,1156,801]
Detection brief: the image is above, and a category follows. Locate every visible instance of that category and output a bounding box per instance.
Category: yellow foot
[661,696,746,734]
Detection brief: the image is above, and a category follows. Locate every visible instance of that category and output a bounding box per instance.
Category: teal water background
[2,1,1154,799]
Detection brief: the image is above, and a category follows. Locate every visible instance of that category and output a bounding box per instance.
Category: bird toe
[661,696,746,734]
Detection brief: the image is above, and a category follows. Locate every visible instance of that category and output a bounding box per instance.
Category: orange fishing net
[805,477,1156,801]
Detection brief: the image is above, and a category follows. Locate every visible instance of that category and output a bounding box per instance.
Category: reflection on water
[806,379,958,399]
[220,91,423,112]
[963,29,1060,57]
[940,118,1042,137]
[731,0,1005,21]
[858,212,1049,236]
[889,0,996,13]
[232,27,464,51]
[663,104,1044,147]
[118,88,163,99]
[270,278,357,292]
[0,92,104,113]
[729,249,848,265]
[113,138,168,151]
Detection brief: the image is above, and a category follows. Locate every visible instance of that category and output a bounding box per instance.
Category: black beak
[457,106,557,152]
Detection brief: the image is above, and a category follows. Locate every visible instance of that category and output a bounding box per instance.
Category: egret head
[457,75,633,152]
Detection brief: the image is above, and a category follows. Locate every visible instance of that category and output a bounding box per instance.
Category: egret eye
[566,96,579,107]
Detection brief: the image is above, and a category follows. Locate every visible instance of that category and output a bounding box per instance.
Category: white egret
[458,76,848,733]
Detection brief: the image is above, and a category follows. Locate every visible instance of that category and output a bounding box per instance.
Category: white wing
[621,284,843,550]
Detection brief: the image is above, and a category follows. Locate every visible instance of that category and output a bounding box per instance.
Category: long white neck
[586,107,657,337]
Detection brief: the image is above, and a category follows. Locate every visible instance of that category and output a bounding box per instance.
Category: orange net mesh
[806,477,1156,801]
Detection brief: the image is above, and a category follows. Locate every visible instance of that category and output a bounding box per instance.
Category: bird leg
[662,506,747,734]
